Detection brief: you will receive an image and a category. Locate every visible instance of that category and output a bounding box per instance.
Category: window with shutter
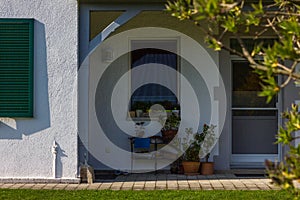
[0,19,34,117]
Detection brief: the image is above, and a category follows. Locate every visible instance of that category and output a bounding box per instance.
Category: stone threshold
[0,178,80,184]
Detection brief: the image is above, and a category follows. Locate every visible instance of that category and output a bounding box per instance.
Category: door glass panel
[232,61,278,155]
[232,111,278,154]
[232,61,276,108]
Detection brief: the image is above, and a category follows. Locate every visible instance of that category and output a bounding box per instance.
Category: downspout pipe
[52,140,58,179]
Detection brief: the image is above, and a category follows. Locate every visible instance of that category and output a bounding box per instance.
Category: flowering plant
[199,124,217,162]
[182,124,216,162]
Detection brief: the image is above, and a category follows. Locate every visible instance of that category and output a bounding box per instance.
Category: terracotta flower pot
[161,130,177,143]
[182,161,200,175]
[201,162,214,175]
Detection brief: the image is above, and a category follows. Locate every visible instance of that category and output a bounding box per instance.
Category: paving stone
[132,185,145,190]
[199,183,211,187]
[144,185,155,190]
[0,175,278,191]
[178,183,190,190]
[223,186,236,190]
[199,181,211,185]
[235,187,248,190]
[133,181,146,190]
[247,187,260,190]
[53,184,68,190]
[134,181,145,185]
[122,182,134,188]
[268,185,280,190]
[257,186,271,190]
[9,183,25,189]
[99,183,112,190]
[188,180,200,189]
[21,184,40,189]
[245,185,259,188]
[222,183,235,187]
[0,184,14,189]
[31,184,47,190]
[145,182,155,186]
[111,182,124,190]
[202,187,214,190]
[65,184,79,190]
[167,180,177,184]
[121,187,133,190]
[133,183,145,190]
[76,184,89,190]
[156,180,166,184]
[256,183,270,187]
[87,183,102,190]
[167,183,178,188]
[189,186,201,190]
[189,187,201,190]
[167,185,178,189]
[213,187,225,190]
[155,185,167,190]
[168,187,179,190]
[110,187,122,190]
[232,183,246,187]
[212,184,223,188]
[178,180,189,184]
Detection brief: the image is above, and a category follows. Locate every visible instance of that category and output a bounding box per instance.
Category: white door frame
[230,55,282,168]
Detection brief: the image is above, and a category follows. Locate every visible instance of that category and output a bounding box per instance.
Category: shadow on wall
[0,20,51,139]
[55,142,68,178]
[78,137,115,170]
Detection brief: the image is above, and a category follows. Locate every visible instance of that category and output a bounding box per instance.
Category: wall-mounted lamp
[102,47,114,63]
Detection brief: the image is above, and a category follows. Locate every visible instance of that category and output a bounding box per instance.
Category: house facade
[0,0,297,182]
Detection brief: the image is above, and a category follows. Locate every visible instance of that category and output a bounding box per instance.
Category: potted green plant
[199,124,217,175]
[131,101,150,118]
[181,127,206,175]
[159,113,180,143]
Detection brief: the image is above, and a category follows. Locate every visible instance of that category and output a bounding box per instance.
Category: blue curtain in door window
[131,49,178,107]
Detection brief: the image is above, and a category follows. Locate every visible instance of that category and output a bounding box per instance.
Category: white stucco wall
[0,0,78,180]
[86,27,223,171]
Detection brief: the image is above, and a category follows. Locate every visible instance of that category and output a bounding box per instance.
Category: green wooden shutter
[0,19,34,117]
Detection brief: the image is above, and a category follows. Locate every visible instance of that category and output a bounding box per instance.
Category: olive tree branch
[280,61,298,88]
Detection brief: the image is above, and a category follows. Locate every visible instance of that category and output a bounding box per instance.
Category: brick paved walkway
[0,174,280,190]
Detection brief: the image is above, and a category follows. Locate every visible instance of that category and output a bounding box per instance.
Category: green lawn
[0,189,293,200]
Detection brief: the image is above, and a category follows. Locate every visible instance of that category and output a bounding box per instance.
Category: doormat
[234,173,266,178]
[94,170,117,180]
[95,174,117,180]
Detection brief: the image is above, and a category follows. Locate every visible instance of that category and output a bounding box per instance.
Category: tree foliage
[167,0,300,98]
[166,0,300,195]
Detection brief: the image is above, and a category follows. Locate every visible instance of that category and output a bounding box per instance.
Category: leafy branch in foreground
[166,0,300,196]
[166,0,300,100]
